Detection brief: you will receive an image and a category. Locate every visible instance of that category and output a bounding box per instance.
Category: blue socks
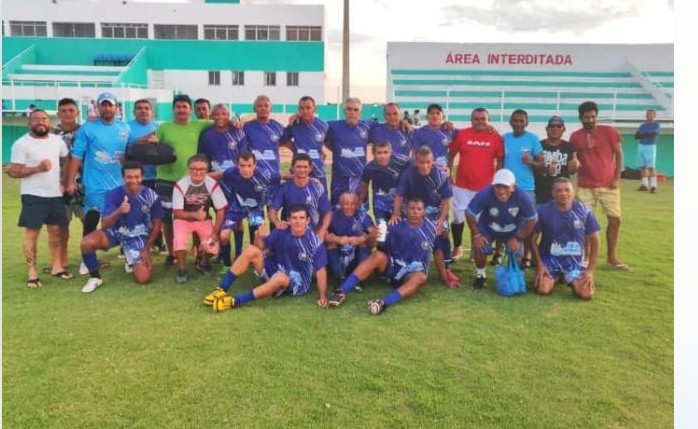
[338,273,361,294]
[234,290,255,306]
[82,251,99,276]
[383,290,402,306]
[219,271,237,291]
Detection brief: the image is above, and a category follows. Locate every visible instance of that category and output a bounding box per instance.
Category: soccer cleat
[650,187,657,194]
[472,275,486,290]
[328,290,347,307]
[353,283,364,293]
[445,269,460,288]
[175,270,188,284]
[637,185,649,191]
[124,263,133,273]
[521,258,532,270]
[78,262,89,276]
[212,295,235,312]
[368,299,386,315]
[451,246,464,260]
[81,277,103,293]
[203,287,228,306]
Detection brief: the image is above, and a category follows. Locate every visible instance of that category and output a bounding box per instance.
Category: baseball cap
[426,103,443,114]
[492,169,516,186]
[547,115,565,127]
[97,92,117,105]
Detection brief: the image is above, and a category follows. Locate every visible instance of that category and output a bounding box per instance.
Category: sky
[248,0,675,102]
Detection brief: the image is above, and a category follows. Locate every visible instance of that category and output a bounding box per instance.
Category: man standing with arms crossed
[634,109,661,193]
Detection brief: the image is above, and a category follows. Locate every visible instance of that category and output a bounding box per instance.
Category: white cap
[492,169,516,186]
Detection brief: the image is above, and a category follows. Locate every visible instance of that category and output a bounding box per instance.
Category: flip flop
[51,270,74,280]
[607,263,632,272]
[43,266,69,274]
[26,278,43,289]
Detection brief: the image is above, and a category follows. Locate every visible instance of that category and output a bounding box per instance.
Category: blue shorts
[103,228,147,265]
[222,206,264,230]
[540,255,584,284]
[637,144,657,168]
[383,256,425,288]
[479,233,524,258]
[254,256,309,296]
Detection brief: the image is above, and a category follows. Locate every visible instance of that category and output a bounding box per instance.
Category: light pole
[342,0,350,103]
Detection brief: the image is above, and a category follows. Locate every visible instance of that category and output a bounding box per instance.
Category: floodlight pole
[341,0,350,104]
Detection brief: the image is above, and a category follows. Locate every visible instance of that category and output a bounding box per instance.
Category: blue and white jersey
[281,117,329,179]
[72,118,130,212]
[411,126,456,172]
[264,227,328,295]
[385,219,437,274]
[198,126,247,172]
[368,123,412,157]
[219,166,272,211]
[127,119,158,180]
[396,164,453,221]
[503,131,543,192]
[329,208,374,238]
[103,185,163,242]
[270,180,331,229]
[361,154,411,215]
[243,119,284,180]
[535,200,600,261]
[467,185,538,240]
[326,120,371,179]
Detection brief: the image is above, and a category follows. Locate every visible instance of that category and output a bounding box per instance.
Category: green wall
[621,133,674,177]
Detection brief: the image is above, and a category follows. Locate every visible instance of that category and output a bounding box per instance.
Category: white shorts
[452,186,477,223]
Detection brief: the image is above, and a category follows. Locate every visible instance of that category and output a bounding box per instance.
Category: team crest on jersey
[141,204,150,214]
[351,223,362,233]
[400,138,407,147]
[315,132,325,142]
[489,207,499,217]
[573,219,582,229]
[228,140,238,150]
[254,184,266,192]
[421,240,430,250]
[508,207,520,217]
[120,131,128,140]
[271,134,280,142]
[359,129,368,139]
[442,137,450,146]
[297,251,309,261]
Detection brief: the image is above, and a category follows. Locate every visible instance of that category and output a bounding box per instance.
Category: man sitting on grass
[328,197,436,315]
[530,177,600,300]
[79,161,163,293]
[205,204,329,311]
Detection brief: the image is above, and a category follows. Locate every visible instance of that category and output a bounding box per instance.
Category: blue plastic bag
[494,249,526,297]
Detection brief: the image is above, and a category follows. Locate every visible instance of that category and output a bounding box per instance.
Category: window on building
[204,25,239,40]
[264,72,277,86]
[244,25,280,41]
[9,21,48,37]
[286,72,299,87]
[209,71,221,86]
[53,22,96,38]
[101,23,148,39]
[232,71,245,86]
[154,24,198,40]
[286,26,322,41]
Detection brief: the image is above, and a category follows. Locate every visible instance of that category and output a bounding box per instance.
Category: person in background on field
[569,100,629,271]
[534,115,579,204]
[410,103,456,176]
[634,109,661,193]
[194,98,212,120]
[6,109,71,287]
[530,177,599,300]
[79,161,163,293]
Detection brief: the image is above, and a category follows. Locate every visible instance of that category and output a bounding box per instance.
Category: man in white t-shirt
[5,109,70,288]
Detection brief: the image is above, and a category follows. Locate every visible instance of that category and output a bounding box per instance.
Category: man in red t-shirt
[448,108,504,260]
[569,101,629,271]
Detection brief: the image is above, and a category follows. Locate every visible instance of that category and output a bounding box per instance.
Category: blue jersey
[535,200,600,261]
[72,119,130,212]
[385,219,437,274]
[103,185,163,242]
[243,119,284,180]
[326,120,371,179]
[503,131,543,192]
[637,121,660,145]
[467,185,538,240]
[329,208,374,237]
[368,123,412,157]
[361,154,411,215]
[198,126,247,172]
[270,180,331,229]
[263,227,328,295]
[281,118,329,179]
[396,164,453,221]
[411,126,456,171]
[219,166,272,212]
[127,119,158,180]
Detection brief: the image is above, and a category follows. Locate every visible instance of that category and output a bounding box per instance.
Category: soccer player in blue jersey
[214,151,273,265]
[280,96,329,190]
[328,197,436,315]
[634,109,661,193]
[411,104,456,176]
[359,140,411,222]
[325,192,377,285]
[79,161,163,293]
[390,146,459,288]
[269,153,332,238]
[243,95,284,202]
[530,177,600,300]
[206,204,330,311]
[325,97,372,206]
[368,102,413,157]
[66,91,130,239]
[465,169,538,290]
[198,103,246,174]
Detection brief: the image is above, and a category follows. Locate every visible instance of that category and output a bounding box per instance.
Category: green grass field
[2,177,673,428]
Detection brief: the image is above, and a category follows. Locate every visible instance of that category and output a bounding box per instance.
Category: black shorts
[18,195,69,229]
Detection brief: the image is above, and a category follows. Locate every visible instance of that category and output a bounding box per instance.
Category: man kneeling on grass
[80,161,163,293]
[205,204,330,311]
[328,197,436,315]
[530,177,600,300]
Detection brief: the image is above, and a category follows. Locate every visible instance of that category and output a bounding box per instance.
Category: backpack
[126,142,177,165]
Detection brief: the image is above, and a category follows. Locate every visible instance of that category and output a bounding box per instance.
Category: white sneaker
[81,277,103,293]
[79,262,89,276]
[124,264,133,273]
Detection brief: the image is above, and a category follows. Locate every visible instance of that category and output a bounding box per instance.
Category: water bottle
[377,219,388,243]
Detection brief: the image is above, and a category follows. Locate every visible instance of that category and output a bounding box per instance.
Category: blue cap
[97,92,117,105]
[547,115,565,126]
